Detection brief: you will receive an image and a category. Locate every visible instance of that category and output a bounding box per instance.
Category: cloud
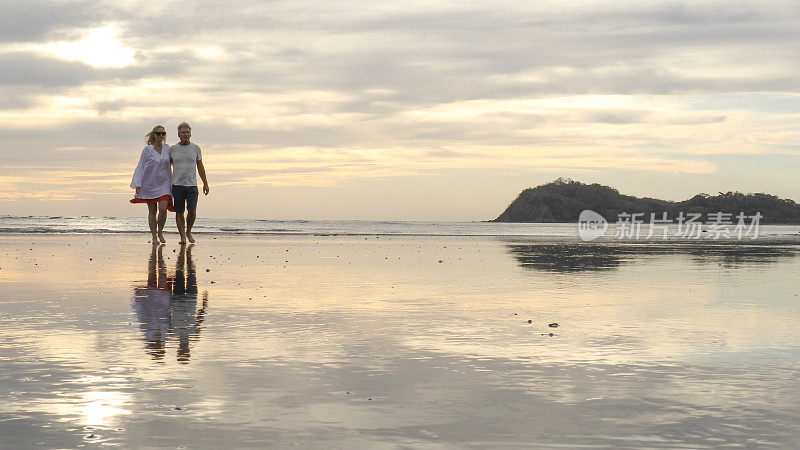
[1,0,800,217]
[0,52,97,87]
[0,0,103,43]
[0,169,130,201]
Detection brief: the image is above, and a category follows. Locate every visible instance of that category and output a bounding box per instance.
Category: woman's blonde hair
[145,125,166,145]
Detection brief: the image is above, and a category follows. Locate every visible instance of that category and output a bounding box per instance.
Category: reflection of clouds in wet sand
[505,242,798,272]
[131,244,207,363]
[2,235,799,447]
[388,239,800,368]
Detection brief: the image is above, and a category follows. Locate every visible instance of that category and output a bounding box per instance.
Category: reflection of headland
[503,242,798,273]
[132,244,208,363]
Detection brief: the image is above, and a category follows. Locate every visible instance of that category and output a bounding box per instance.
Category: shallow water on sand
[1,235,799,448]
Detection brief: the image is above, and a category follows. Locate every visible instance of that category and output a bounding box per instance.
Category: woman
[131,125,174,243]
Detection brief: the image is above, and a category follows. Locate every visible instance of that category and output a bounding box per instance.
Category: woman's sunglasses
[154,132,166,136]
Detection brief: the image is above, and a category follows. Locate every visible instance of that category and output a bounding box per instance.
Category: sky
[1,0,799,220]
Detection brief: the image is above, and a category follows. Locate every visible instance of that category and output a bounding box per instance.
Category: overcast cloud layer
[1,0,799,219]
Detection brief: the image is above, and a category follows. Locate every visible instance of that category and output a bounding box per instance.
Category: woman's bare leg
[147,203,158,242]
[156,200,168,243]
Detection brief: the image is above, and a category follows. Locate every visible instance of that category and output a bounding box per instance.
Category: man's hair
[177,122,191,131]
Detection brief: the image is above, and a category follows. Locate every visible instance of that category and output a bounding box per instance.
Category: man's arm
[197,160,209,195]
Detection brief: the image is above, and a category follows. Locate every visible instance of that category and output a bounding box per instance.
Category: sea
[1,215,799,241]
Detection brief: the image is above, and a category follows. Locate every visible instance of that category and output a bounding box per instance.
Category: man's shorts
[172,185,198,213]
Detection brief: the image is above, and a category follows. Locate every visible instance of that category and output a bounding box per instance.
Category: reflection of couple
[132,244,208,362]
[130,122,210,244]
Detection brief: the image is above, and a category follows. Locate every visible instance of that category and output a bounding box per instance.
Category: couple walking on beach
[130,122,209,244]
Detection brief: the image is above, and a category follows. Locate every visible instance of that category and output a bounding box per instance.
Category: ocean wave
[1,216,798,240]
[0,226,524,237]
[0,227,132,234]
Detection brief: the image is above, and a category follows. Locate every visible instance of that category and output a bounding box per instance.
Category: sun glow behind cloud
[40,24,135,68]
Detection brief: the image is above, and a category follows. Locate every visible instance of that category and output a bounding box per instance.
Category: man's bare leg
[147,203,158,243]
[176,211,187,245]
[186,210,196,243]
[156,200,168,243]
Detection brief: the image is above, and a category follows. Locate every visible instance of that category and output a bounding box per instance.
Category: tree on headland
[493,179,800,224]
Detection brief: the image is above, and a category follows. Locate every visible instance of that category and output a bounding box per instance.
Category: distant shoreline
[494,179,800,224]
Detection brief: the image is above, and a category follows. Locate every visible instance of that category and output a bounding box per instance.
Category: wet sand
[1,234,799,447]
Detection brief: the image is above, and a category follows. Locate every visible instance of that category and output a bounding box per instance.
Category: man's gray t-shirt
[169,143,202,186]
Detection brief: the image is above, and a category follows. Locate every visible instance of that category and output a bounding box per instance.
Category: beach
[1,232,799,447]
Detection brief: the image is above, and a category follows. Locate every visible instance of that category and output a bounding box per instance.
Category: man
[170,122,209,244]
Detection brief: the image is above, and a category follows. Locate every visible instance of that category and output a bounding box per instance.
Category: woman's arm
[131,147,149,192]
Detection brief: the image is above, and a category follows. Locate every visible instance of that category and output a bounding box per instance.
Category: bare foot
[151,234,158,243]
[179,235,186,245]
[158,232,166,243]
[187,232,195,243]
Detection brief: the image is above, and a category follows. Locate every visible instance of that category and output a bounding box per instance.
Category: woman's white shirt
[131,144,172,199]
